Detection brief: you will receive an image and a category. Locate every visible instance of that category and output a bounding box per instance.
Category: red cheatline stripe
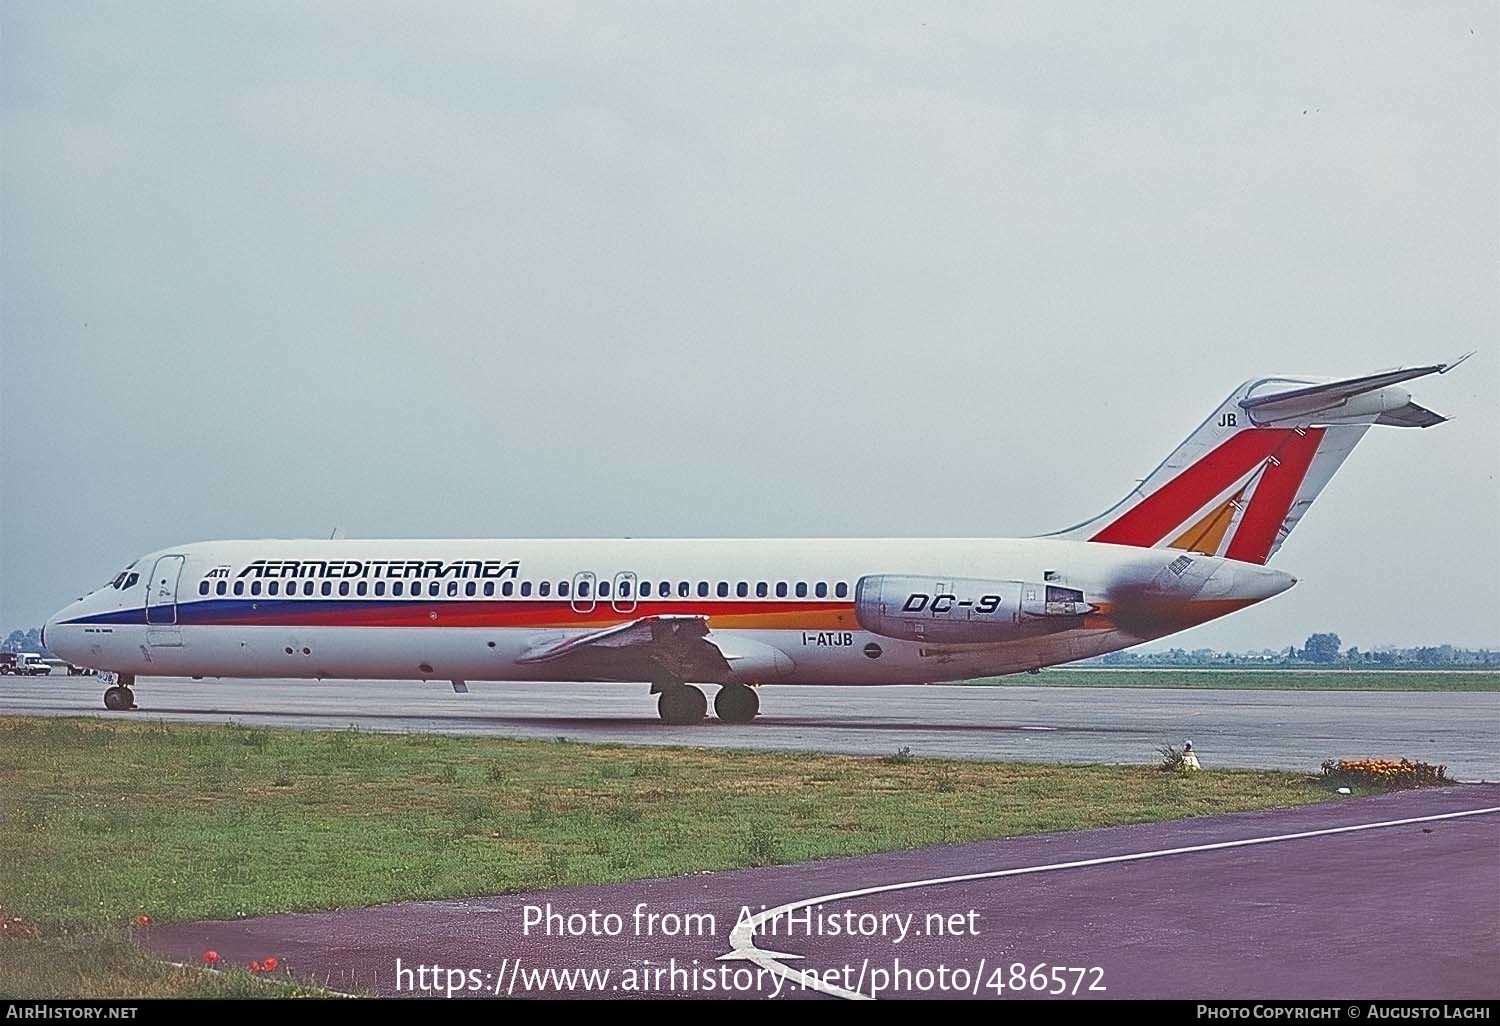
[1090,430,1294,548]
[1224,427,1326,565]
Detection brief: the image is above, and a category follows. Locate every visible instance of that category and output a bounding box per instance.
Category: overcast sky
[3,2,1496,652]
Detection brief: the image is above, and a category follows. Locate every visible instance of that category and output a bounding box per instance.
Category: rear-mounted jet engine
[853,575,1097,645]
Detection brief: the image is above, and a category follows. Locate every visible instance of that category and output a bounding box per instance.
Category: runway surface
[4,675,1498,779]
[142,786,1500,999]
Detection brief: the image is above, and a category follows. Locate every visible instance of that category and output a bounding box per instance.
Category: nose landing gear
[102,674,137,711]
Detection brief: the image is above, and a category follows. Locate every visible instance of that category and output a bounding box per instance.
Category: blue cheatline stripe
[63,598,448,626]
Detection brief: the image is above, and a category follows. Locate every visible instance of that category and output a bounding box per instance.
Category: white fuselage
[45,537,1293,687]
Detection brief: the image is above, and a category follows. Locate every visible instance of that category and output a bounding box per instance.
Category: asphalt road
[3,675,1497,779]
[142,786,1500,999]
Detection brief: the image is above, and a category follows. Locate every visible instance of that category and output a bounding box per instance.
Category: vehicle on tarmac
[0,652,54,676]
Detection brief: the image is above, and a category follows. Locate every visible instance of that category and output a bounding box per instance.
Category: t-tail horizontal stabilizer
[1238,352,1472,428]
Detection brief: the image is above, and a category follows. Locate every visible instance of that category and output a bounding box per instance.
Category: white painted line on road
[720,804,1500,1001]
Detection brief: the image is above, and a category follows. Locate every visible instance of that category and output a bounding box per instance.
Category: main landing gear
[713,683,760,724]
[654,682,761,725]
[657,684,708,725]
[103,674,137,711]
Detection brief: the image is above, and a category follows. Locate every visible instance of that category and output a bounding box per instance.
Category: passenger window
[795,582,808,598]
[756,582,768,598]
[835,582,849,599]
[339,582,350,596]
[198,581,209,596]
[736,582,748,598]
[482,581,493,597]
[447,581,459,597]
[815,582,828,598]
[539,581,550,597]
[269,581,280,596]
[428,582,440,597]
[559,581,571,597]
[465,582,476,597]
[393,582,404,596]
[697,581,709,598]
[522,581,533,597]
[375,581,386,596]
[660,582,671,598]
[776,582,788,598]
[233,581,245,596]
[598,580,609,598]
[216,581,227,596]
[678,581,690,598]
[250,581,262,596]
[501,581,514,597]
[356,581,367,596]
[322,582,333,596]
[303,581,314,596]
[717,582,729,598]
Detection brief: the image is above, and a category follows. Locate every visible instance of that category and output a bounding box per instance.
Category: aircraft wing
[516,615,735,682]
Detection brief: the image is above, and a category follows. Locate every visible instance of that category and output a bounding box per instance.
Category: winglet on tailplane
[1045,355,1470,564]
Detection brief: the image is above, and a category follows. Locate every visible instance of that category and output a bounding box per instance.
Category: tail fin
[1046,355,1471,564]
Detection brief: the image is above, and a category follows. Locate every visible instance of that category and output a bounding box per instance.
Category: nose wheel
[103,675,137,710]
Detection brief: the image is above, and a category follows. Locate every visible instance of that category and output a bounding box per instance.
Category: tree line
[1097,633,1497,669]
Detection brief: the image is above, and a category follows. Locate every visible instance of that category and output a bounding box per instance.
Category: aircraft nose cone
[43,604,78,660]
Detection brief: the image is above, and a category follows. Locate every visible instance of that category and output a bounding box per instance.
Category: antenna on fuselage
[329,527,343,540]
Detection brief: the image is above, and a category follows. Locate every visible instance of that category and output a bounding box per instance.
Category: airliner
[44,358,1467,724]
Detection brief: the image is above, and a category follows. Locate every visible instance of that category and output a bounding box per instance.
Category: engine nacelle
[854,575,1097,644]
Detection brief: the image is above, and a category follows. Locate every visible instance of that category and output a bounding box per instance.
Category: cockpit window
[109,565,142,590]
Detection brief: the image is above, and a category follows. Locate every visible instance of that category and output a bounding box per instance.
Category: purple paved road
[145,787,1500,1000]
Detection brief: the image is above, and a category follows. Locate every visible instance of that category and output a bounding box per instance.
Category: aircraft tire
[713,683,759,723]
[658,685,707,725]
[103,686,131,711]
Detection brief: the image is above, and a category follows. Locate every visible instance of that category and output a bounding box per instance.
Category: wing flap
[517,615,713,664]
[516,615,795,684]
[516,614,735,682]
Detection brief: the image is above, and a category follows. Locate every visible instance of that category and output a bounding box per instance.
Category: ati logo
[205,565,233,579]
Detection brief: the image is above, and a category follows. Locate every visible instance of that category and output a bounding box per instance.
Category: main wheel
[103,686,131,711]
[714,683,760,723]
[657,685,707,725]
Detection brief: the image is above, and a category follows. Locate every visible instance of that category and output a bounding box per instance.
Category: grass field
[0,716,1357,997]
[967,669,1500,691]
